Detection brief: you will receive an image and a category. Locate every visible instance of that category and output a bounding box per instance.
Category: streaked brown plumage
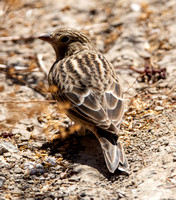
[39,27,128,173]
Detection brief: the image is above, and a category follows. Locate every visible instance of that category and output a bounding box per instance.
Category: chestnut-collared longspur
[39,28,128,173]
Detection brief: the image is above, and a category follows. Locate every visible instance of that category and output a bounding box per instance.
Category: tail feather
[96,130,128,173]
[116,141,129,172]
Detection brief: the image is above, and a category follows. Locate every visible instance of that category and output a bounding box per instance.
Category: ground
[0,0,176,199]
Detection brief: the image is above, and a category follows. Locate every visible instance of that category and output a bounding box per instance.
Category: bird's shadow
[41,132,129,180]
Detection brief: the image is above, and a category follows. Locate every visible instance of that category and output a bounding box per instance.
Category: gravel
[0,0,176,199]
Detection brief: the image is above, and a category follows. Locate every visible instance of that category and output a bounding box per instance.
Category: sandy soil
[0,0,176,199]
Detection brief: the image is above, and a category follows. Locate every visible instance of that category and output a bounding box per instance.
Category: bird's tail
[96,129,129,173]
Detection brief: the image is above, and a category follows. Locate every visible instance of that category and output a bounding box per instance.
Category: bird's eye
[60,36,70,43]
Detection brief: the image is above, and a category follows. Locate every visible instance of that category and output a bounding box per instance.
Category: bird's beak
[38,33,52,42]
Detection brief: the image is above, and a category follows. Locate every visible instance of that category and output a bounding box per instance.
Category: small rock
[0,176,6,187]
[45,156,56,166]
[24,161,35,170]
[14,167,23,174]
[59,186,67,192]
[55,165,63,171]
[157,81,168,88]
[0,156,10,167]
[11,154,22,160]
[68,176,80,182]
[36,168,45,175]
[27,180,35,184]
[155,106,164,111]
[3,152,11,157]
[55,180,62,185]
[55,153,63,158]
[13,124,31,141]
[26,126,34,132]
[17,142,28,147]
[173,153,176,157]
[43,173,48,178]
[29,168,37,175]
[72,165,99,183]
[60,172,67,179]
[36,163,44,169]
[130,3,141,12]
[148,88,158,94]
[68,185,77,192]
[13,187,23,195]
[29,167,45,176]
[80,192,86,197]
[0,142,18,155]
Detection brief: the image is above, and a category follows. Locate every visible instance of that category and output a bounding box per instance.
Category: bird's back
[48,50,124,134]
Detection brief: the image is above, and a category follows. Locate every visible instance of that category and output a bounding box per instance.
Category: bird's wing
[64,86,113,130]
[50,52,124,132]
[65,79,124,132]
[103,80,125,129]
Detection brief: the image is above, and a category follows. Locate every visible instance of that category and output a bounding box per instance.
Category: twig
[167,185,176,189]
[166,85,176,95]
[0,34,39,42]
[37,54,48,76]
[0,70,46,97]
[123,73,145,95]
[129,66,144,74]
[0,64,39,72]
[79,20,123,32]
[0,100,56,104]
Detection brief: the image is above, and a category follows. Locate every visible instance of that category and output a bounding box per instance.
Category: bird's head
[38,27,95,60]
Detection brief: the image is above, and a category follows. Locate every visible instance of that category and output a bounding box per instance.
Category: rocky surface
[0,0,176,199]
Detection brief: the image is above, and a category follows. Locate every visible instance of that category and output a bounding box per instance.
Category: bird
[38,27,128,173]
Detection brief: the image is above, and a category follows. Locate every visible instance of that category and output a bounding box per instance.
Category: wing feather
[104,80,124,128]
[65,90,111,128]
[50,52,124,132]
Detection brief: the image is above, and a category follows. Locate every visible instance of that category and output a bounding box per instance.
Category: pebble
[72,165,100,183]
[148,88,158,94]
[68,185,77,192]
[29,168,44,175]
[0,176,6,187]
[14,167,23,174]
[17,142,28,147]
[1,1,176,200]
[45,156,57,166]
[0,156,10,168]
[69,176,80,182]
[55,180,62,185]
[11,154,22,160]
[55,153,63,158]
[27,180,35,184]
[60,172,67,179]
[13,187,23,195]
[3,152,11,157]
[0,142,18,155]
[130,3,141,12]
[24,161,45,175]
[173,153,176,157]
[43,173,48,178]
[155,106,164,111]
[157,81,169,88]
[36,163,44,169]
[24,161,35,170]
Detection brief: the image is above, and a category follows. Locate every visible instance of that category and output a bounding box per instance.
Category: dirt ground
[0,0,176,199]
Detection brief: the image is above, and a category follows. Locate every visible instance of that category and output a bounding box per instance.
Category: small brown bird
[39,27,128,173]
